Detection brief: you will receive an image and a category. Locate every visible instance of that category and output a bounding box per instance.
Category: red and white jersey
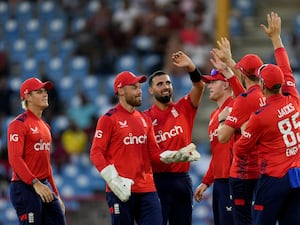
[202,97,235,186]
[90,103,162,193]
[7,110,58,195]
[143,94,197,173]
[235,94,300,178]
[227,85,265,179]
[235,47,300,178]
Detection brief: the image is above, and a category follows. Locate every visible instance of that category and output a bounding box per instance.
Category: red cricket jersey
[143,94,197,173]
[90,103,162,193]
[227,85,265,179]
[202,97,235,186]
[7,110,58,195]
[235,47,300,178]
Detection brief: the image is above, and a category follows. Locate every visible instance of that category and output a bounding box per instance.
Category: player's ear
[148,86,154,95]
[223,81,230,89]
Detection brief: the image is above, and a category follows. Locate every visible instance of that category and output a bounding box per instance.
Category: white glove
[100,165,134,202]
[160,143,201,164]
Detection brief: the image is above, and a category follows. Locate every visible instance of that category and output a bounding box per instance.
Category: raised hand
[260,12,281,39]
[210,50,235,79]
[215,37,233,64]
[172,51,196,72]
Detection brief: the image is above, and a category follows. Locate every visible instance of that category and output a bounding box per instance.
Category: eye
[35,89,47,94]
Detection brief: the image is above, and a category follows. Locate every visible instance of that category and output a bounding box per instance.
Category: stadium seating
[0,2,9,23]
[15,1,33,24]
[3,20,19,42]
[37,1,57,23]
[47,18,66,42]
[68,56,89,80]
[9,38,28,63]
[46,57,65,82]
[33,38,51,63]
[20,58,39,80]
[115,53,139,74]
[23,19,42,43]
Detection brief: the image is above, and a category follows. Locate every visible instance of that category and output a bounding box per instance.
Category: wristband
[32,178,39,186]
[189,68,202,82]
[219,119,226,124]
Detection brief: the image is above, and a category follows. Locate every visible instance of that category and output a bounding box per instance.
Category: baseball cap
[235,54,263,77]
[202,69,227,83]
[257,64,284,89]
[114,71,147,94]
[20,77,53,100]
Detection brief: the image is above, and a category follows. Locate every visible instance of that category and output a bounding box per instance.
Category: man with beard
[90,71,199,225]
[216,52,264,225]
[143,51,205,225]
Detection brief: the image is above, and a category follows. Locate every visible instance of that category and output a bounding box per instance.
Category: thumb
[260,24,268,33]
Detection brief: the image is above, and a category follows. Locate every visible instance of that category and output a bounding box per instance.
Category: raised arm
[261,12,298,97]
[172,51,205,107]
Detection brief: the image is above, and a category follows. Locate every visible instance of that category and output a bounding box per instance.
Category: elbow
[218,134,229,144]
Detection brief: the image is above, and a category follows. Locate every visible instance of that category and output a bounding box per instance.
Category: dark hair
[264,83,282,93]
[247,75,260,83]
[148,70,168,86]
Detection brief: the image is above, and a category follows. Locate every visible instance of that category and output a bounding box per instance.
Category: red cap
[202,69,226,83]
[235,54,263,77]
[257,64,284,89]
[114,71,147,94]
[20,77,53,100]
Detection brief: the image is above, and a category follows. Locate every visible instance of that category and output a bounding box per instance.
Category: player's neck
[154,100,171,111]
[27,106,43,118]
[216,93,232,108]
[119,101,135,113]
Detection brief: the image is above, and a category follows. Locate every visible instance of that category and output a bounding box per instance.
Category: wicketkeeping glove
[100,165,134,202]
[160,143,201,164]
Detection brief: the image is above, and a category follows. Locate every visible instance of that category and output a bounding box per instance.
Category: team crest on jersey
[30,126,39,134]
[118,120,128,128]
[171,107,179,118]
[152,119,158,126]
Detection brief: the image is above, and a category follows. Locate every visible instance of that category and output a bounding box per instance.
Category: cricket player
[216,12,298,225]
[194,69,235,225]
[89,71,199,225]
[7,77,66,225]
[234,13,300,225]
[217,53,264,225]
[143,51,205,225]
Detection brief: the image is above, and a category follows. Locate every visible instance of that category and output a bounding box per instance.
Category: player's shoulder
[13,112,28,124]
[254,104,268,116]
[8,113,28,130]
[103,107,118,117]
[142,107,152,117]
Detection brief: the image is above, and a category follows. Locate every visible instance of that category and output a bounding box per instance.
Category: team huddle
[6,11,300,225]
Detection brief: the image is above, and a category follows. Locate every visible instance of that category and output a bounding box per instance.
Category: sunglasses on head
[210,68,218,76]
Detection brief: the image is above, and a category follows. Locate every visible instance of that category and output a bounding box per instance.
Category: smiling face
[149,74,173,104]
[26,87,50,110]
